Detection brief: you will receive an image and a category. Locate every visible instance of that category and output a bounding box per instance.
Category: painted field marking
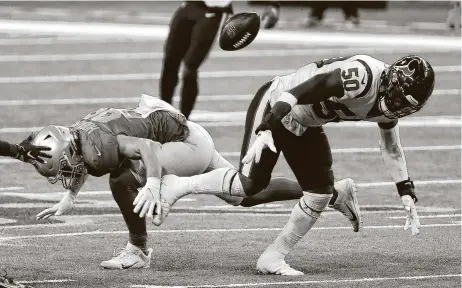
[0,89,458,106]
[1,144,460,164]
[0,46,459,62]
[0,223,460,242]
[0,20,460,49]
[388,214,461,219]
[19,279,76,285]
[0,66,458,84]
[131,274,462,288]
[0,186,23,191]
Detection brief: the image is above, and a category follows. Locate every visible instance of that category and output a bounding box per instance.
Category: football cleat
[100,242,153,270]
[330,178,362,232]
[152,175,188,226]
[256,252,304,276]
[0,270,33,288]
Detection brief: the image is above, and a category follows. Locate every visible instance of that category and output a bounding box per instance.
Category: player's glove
[397,179,420,236]
[15,138,51,164]
[242,130,277,164]
[133,177,161,219]
[36,191,75,220]
[401,195,421,236]
[261,4,280,29]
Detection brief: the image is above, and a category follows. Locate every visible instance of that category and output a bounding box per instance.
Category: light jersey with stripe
[268,55,391,136]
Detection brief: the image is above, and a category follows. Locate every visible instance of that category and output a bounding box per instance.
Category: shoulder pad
[79,129,119,176]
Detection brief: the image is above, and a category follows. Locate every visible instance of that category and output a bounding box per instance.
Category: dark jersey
[71,95,189,177]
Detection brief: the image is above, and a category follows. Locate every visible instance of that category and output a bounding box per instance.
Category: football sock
[264,192,332,259]
[240,177,303,207]
[129,233,148,255]
[187,168,247,197]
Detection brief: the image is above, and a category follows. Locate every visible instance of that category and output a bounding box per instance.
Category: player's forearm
[138,140,162,180]
[379,125,409,182]
[256,71,343,134]
[0,140,18,157]
[67,174,88,197]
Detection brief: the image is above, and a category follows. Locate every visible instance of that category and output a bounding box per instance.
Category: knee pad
[299,189,333,219]
[212,168,253,197]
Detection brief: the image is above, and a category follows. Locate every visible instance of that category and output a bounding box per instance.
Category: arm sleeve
[0,139,16,157]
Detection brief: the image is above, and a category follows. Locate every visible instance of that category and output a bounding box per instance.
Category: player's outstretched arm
[378,121,421,236]
[36,174,88,220]
[117,135,162,219]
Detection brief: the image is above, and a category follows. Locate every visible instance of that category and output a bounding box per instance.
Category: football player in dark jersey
[154,55,435,275]
[31,94,236,269]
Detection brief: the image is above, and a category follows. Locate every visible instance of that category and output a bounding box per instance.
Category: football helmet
[378,55,435,119]
[31,125,86,190]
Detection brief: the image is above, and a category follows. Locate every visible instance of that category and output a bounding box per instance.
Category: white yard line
[0,145,460,164]
[388,214,461,219]
[0,223,459,242]
[1,115,460,134]
[0,90,458,106]
[0,20,460,49]
[0,66,458,84]
[0,47,459,62]
[130,274,462,288]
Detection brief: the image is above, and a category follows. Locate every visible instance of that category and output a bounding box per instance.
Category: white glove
[242,130,277,164]
[36,191,75,220]
[401,195,421,236]
[133,177,161,219]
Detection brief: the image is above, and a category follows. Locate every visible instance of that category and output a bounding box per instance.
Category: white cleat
[256,252,304,276]
[152,175,188,226]
[331,178,362,232]
[100,242,153,270]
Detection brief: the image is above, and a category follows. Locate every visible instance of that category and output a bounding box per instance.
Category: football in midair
[219,12,260,51]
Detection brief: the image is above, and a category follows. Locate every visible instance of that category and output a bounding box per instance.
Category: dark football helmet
[31,125,86,189]
[378,55,435,119]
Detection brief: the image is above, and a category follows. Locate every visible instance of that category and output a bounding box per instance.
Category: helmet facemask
[378,68,422,119]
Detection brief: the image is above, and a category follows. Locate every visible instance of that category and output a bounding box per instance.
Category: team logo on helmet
[393,57,420,77]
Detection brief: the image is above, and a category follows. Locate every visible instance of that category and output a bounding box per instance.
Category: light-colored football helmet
[31,125,86,189]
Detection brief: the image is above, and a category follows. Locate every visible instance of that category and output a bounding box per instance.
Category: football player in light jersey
[30,94,242,270]
[154,54,435,275]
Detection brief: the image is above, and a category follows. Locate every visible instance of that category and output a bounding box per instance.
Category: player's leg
[160,3,193,104]
[101,167,153,269]
[155,82,281,225]
[180,9,223,119]
[256,127,334,275]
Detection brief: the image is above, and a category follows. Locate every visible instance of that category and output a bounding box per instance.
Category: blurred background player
[160,0,233,119]
[447,1,461,30]
[0,138,50,164]
[260,1,360,29]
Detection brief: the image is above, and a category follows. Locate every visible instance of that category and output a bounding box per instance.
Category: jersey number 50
[341,68,360,92]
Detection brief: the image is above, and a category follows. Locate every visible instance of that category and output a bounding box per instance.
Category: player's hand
[133,177,161,219]
[36,192,75,220]
[242,130,277,164]
[401,195,421,236]
[261,4,280,29]
[16,139,52,164]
